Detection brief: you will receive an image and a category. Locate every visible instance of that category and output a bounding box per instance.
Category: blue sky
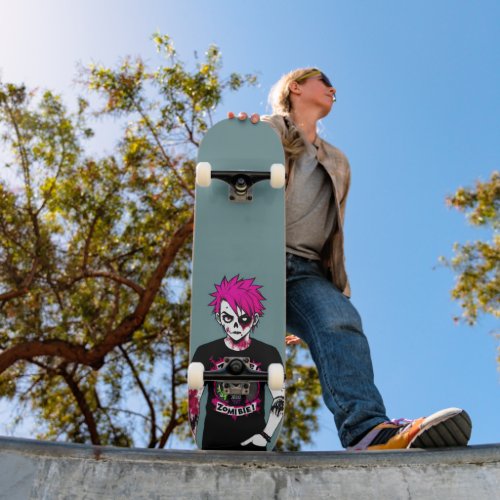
[0,0,498,450]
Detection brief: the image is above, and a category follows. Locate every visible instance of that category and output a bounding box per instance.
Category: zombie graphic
[189,275,285,450]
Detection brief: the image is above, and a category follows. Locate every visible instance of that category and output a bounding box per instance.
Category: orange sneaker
[348,408,472,451]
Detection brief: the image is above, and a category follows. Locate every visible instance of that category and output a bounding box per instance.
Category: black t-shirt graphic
[192,337,282,450]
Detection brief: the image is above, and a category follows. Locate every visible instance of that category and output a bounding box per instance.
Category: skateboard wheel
[187,362,205,390]
[268,363,284,391]
[196,162,212,187]
[270,163,286,189]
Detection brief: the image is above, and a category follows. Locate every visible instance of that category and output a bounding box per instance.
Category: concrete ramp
[0,436,499,499]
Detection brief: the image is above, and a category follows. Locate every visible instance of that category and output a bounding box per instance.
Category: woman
[229,67,471,450]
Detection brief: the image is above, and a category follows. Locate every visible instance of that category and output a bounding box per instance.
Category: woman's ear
[288,81,301,96]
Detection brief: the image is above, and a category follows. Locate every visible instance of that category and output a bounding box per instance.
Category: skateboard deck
[188,118,286,451]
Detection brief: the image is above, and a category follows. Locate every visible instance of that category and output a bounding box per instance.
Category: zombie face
[216,300,259,343]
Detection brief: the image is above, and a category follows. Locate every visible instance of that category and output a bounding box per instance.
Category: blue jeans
[286,253,388,448]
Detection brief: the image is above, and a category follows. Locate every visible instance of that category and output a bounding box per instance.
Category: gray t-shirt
[286,142,336,260]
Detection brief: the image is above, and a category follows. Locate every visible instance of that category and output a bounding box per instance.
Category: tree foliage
[443,171,499,328]
[0,34,322,449]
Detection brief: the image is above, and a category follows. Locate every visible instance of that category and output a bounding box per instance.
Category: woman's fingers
[285,335,302,346]
[227,112,260,124]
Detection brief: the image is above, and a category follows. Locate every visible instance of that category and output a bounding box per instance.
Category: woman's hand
[285,335,302,346]
[227,111,260,124]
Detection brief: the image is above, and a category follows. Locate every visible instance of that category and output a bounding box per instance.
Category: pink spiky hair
[208,275,266,317]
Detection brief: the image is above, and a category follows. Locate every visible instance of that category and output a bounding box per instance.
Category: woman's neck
[289,109,319,143]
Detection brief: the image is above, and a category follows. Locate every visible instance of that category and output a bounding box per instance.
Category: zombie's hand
[241,433,267,447]
[227,111,260,124]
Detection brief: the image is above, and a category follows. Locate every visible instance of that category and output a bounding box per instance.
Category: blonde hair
[268,67,318,163]
[268,67,318,115]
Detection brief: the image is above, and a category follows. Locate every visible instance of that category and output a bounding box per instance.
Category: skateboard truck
[207,357,267,396]
[188,359,284,392]
[196,162,286,202]
[222,357,252,395]
[212,171,271,202]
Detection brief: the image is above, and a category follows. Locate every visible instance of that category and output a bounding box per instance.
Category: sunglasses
[296,70,334,89]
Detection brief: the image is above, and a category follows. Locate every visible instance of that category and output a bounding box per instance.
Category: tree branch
[82,269,145,296]
[82,208,102,271]
[0,216,193,374]
[35,143,67,217]
[130,94,194,198]
[82,188,120,270]
[0,257,39,303]
[158,337,180,448]
[58,365,101,445]
[119,345,157,447]
[0,217,32,256]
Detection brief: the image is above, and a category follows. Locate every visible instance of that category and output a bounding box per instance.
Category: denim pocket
[286,254,325,280]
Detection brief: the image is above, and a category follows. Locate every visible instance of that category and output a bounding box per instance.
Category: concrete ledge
[1,436,499,499]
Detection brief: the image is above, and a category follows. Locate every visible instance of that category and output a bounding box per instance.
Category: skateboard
[187,118,286,451]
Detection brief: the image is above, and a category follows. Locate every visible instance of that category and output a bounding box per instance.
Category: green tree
[0,34,322,449]
[443,171,499,335]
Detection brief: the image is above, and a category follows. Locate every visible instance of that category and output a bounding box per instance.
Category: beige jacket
[262,114,352,297]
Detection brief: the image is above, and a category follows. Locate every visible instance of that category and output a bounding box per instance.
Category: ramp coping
[1,435,499,468]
